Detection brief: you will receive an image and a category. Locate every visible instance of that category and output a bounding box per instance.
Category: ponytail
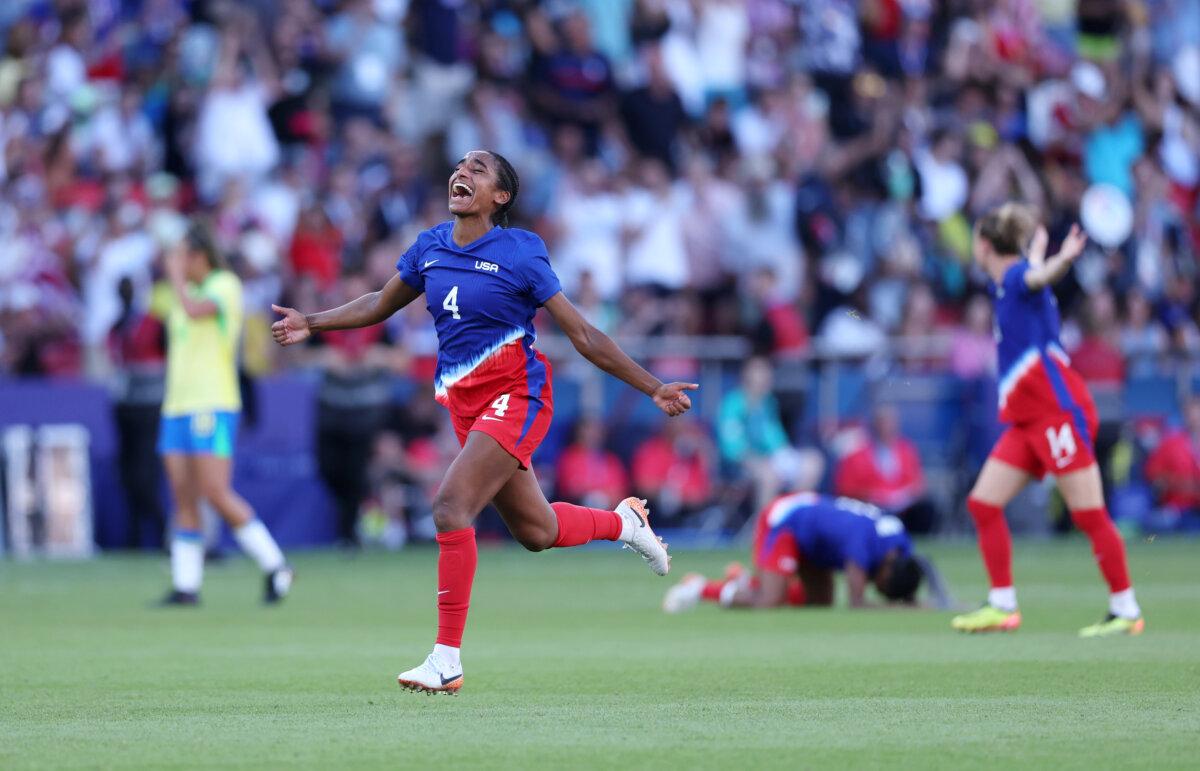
[487,151,520,227]
[976,202,1036,255]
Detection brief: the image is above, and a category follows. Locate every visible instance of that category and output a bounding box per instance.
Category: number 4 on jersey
[490,393,510,417]
[443,285,461,319]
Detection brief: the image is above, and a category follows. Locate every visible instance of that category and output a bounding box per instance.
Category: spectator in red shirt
[746,267,808,358]
[107,276,166,549]
[288,204,343,291]
[1144,396,1200,529]
[1070,289,1126,488]
[1071,290,1126,386]
[555,417,629,510]
[834,404,939,533]
[632,417,717,526]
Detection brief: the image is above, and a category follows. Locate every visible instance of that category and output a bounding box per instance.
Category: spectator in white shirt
[85,88,158,174]
[915,129,968,221]
[45,9,88,109]
[81,203,156,348]
[193,26,280,200]
[695,0,750,102]
[622,158,690,292]
[551,160,624,301]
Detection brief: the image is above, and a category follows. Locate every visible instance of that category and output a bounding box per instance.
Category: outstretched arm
[272,274,421,346]
[1024,224,1088,291]
[542,292,697,416]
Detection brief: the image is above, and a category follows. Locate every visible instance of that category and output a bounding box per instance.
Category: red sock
[700,580,725,602]
[1070,507,1131,593]
[785,577,806,607]
[550,502,623,547]
[968,498,1012,588]
[435,527,477,648]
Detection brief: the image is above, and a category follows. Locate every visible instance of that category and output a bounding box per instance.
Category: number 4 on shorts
[490,393,510,417]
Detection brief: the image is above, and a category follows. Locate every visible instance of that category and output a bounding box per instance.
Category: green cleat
[951,604,1021,633]
[1079,614,1145,638]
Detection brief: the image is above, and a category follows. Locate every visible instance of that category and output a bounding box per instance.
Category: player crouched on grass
[663,493,950,612]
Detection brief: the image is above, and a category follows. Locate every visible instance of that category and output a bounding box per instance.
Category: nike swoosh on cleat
[440,673,463,686]
[424,259,439,268]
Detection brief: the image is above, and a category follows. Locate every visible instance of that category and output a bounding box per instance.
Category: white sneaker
[662,573,705,614]
[264,566,294,604]
[616,497,670,576]
[397,651,464,695]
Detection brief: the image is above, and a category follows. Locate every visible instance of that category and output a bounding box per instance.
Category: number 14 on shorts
[482,393,510,422]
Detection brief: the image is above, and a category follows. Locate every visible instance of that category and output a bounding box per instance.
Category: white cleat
[662,573,705,614]
[397,652,463,695]
[616,497,670,576]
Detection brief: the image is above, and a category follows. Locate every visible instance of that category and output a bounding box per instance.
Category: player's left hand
[652,382,698,417]
[271,304,312,346]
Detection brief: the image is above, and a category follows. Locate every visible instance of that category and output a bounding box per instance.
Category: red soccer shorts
[990,407,1099,479]
[752,509,801,576]
[437,342,554,469]
[746,514,806,605]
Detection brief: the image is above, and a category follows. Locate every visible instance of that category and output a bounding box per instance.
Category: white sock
[618,515,634,543]
[433,643,461,672]
[988,587,1017,612]
[1109,588,1140,619]
[170,532,204,593]
[233,519,285,573]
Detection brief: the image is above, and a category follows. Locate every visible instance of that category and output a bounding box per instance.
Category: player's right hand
[271,304,311,346]
[652,382,698,417]
[1057,223,1088,263]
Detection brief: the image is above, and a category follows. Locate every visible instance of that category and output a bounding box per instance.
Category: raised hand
[1057,223,1088,262]
[271,304,311,346]
[652,382,699,417]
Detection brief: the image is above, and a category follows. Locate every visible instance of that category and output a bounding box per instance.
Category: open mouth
[450,180,473,202]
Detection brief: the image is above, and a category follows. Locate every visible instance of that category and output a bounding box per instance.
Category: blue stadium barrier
[1123,375,1181,421]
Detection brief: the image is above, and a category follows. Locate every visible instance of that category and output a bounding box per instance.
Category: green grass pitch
[2,538,1197,769]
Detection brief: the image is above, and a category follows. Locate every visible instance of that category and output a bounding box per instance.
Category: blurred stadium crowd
[1,0,1199,544]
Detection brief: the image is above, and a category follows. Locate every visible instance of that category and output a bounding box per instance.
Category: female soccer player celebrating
[272,150,695,693]
[158,224,293,605]
[951,204,1142,637]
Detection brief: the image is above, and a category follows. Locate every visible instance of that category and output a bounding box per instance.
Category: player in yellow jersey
[155,223,293,605]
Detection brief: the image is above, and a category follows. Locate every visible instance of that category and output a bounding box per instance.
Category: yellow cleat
[951,604,1021,633]
[1079,614,1145,638]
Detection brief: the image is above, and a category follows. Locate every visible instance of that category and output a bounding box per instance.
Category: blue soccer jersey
[992,261,1091,425]
[397,222,562,399]
[758,493,911,574]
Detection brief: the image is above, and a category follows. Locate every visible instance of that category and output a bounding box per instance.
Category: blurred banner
[2,424,94,558]
[0,376,336,550]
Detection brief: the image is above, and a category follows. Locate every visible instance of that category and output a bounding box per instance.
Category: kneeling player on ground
[663,493,947,612]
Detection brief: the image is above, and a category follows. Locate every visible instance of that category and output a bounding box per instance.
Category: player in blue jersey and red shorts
[951,203,1143,637]
[662,493,939,612]
[272,150,697,693]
